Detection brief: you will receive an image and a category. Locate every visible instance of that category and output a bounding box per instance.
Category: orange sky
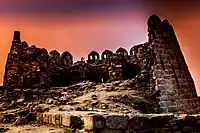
[0,1,200,95]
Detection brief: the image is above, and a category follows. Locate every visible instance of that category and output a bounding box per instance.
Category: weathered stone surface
[106,115,128,130]
[55,114,62,125]
[62,114,71,127]
[70,116,83,129]
[42,113,49,124]
[36,113,43,123]
[84,115,105,131]
[148,114,174,128]
[33,113,200,132]
[129,115,150,130]
[14,117,28,125]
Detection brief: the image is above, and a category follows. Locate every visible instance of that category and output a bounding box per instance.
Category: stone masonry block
[43,113,49,124]
[36,113,43,123]
[84,115,105,131]
[55,114,62,125]
[48,113,53,125]
[128,115,150,131]
[106,115,129,130]
[52,113,57,125]
[62,115,83,129]
[62,114,71,127]
[148,114,174,128]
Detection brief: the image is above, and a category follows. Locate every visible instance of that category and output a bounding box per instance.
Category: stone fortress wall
[2,14,200,114]
[3,31,145,88]
[147,15,200,113]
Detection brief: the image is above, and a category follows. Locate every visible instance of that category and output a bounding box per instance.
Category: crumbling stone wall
[2,14,200,114]
[148,15,200,113]
[3,32,51,93]
[3,34,142,89]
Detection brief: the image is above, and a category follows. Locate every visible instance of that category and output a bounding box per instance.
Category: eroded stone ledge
[36,112,200,132]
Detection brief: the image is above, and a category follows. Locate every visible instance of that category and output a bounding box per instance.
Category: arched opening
[116,47,128,56]
[101,50,113,60]
[88,51,100,64]
[61,51,73,67]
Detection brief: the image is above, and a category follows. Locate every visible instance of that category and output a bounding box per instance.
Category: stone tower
[3,31,51,93]
[3,31,22,89]
[148,14,200,113]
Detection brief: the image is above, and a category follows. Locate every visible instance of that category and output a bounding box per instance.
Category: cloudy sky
[0,0,200,94]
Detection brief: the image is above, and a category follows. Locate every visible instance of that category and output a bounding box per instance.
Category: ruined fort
[1,14,200,118]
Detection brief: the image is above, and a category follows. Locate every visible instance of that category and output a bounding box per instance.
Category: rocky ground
[0,124,66,133]
[0,74,160,126]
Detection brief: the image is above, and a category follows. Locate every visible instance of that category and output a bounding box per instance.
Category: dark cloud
[0,0,199,22]
[0,0,141,13]
[1,0,199,15]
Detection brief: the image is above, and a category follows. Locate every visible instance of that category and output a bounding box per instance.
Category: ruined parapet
[107,48,128,81]
[87,51,100,64]
[71,61,88,83]
[48,50,62,86]
[101,50,113,65]
[19,44,50,88]
[61,51,73,68]
[3,32,51,91]
[148,15,200,113]
[12,31,21,43]
[3,31,23,92]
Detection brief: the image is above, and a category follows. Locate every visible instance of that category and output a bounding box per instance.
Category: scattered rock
[34,104,50,113]
[0,128,9,132]
[45,98,56,104]
[91,94,98,100]
[16,98,24,103]
[14,117,28,125]
[58,107,66,111]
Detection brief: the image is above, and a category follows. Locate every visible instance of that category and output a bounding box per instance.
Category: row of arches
[49,50,73,62]
[48,45,147,66]
[18,45,144,87]
[23,43,146,65]
[88,47,128,61]
[48,50,73,67]
[88,45,147,61]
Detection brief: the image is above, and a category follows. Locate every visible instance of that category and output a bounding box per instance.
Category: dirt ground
[0,124,66,133]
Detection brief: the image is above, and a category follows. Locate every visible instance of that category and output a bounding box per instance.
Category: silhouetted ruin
[2,14,200,114]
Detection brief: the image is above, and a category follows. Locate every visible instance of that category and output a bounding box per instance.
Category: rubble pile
[0,70,160,124]
[50,72,160,114]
